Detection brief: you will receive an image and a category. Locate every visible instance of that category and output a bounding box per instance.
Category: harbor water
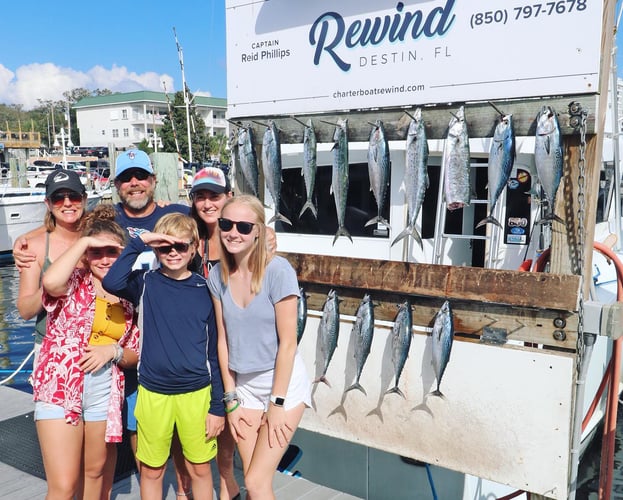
[0,263,619,499]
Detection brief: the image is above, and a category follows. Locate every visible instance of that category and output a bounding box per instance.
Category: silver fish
[296,287,308,345]
[331,119,352,244]
[431,300,454,398]
[442,106,471,211]
[392,108,429,249]
[386,301,412,398]
[237,124,259,197]
[365,120,391,227]
[534,105,563,224]
[345,294,375,395]
[476,113,516,229]
[315,289,340,387]
[299,119,318,219]
[262,120,292,226]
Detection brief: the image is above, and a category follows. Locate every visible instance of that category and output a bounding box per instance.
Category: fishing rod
[174,27,193,164]
[162,81,183,161]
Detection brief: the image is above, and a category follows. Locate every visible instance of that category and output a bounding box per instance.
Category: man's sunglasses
[154,242,192,255]
[218,218,255,235]
[49,191,84,206]
[116,169,151,183]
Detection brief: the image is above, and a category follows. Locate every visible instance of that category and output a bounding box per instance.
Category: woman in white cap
[17,169,88,369]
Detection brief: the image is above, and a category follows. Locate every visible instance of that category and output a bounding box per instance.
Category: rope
[0,348,35,386]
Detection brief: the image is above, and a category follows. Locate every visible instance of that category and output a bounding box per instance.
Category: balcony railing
[0,131,41,149]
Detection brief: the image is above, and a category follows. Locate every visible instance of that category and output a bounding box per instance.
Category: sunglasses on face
[154,241,192,255]
[116,169,151,183]
[49,191,84,206]
[87,246,123,259]
[217,218,255,235]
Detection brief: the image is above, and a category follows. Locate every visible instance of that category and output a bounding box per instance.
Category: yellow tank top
[90,297,125,345]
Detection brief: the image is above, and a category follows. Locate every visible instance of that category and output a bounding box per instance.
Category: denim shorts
[35,363,113,422]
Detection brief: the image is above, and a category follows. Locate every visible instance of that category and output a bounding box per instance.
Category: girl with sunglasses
[102,213,225,500]
[33,204,140,500]
[17,169,88,371]
[208,195,311,500]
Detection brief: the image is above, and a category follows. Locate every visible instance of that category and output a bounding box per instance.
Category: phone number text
[469,0,587,29]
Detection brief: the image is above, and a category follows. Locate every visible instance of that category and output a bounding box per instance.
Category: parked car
[26,164,57,188]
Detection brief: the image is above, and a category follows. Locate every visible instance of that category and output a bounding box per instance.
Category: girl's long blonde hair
[219,195,267,294]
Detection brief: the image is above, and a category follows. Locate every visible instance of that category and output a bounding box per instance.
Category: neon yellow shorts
[135,385,217,467]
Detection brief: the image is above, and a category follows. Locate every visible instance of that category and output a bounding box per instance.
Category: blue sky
[0,0,227,109]
[0,1,622,110]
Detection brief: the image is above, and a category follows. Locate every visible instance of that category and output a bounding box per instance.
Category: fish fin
[299,201,318,219]
[344,382,367,396]
[313,375,331,387]
[475,215,502,229]
[544,135,551,155]
[391,226,423,249]
[364,215,390,227]
[429,389,446,399]
[332,226,353,245]
[268,213,293,226]
[384,386,406,398]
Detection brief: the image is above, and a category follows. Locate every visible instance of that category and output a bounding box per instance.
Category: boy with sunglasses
[102,212,224,500]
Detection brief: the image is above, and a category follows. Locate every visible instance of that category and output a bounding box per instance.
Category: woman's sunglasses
[154,242,192,255]
[86,247,122,259]
[49,191,84,207]
[218,218,255,235]
[116,169,151,183]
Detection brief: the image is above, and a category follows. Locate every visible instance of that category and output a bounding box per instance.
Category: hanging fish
[365,120,391,227]
[345,294,375,395]
[331,119,352,245]
[392,108,429,249]
[296,287,308,345]
[431,300,454,398]
[476,113,516,229]
[237,124,259,197]
[534,105,564,224]
[442,106,471,211]
[314,289,340,387]
[262,120,292,226]
[299,119,318,219]
[385,301,413,398]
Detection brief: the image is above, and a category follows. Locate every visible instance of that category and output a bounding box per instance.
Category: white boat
[0,186,102,256]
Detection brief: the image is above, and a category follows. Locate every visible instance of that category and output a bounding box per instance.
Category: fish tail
[391,225,423,249]
[536,213,564,226]
[313,375,332,387]
[344,382,367,396]
[332,226,353,246]
[299,201,318,219]
[430,389,446,399]
[364,215,390,227]
[475,215,502,229]
[384,385,406,398]
[268,212,293,226]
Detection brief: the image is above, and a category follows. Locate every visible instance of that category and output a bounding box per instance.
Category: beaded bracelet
[112,344,124,364]
[225,401,240,414]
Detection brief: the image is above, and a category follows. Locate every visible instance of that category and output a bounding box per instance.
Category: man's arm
[13,225,46,271]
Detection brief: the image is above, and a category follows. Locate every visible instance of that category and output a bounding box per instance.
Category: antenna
[174,27,193,164]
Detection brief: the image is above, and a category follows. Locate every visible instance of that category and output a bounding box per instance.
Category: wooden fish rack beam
[282,252,581,351]
[232,94,596,144]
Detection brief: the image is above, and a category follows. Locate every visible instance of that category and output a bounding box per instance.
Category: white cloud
[0,63,176,110]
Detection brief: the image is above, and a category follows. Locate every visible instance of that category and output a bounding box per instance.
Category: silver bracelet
[112,344,124,364]
[222,391,239,404]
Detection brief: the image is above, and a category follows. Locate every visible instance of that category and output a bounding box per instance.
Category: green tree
[159,89,210,164]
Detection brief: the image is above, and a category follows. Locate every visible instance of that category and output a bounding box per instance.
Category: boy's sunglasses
[218,218,255,235]
[116,169,151,183]
[49,191,84,206]
[154,242,192,255]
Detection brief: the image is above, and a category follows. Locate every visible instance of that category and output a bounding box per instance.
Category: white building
[73,90,228,150]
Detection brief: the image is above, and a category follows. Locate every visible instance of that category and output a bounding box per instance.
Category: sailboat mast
[174,27,193,164]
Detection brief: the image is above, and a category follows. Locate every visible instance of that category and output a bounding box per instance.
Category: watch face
[272,396,285,406]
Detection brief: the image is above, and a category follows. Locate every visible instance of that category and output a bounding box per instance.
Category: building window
[123,128,129,137]
[122,109,128,120]
[112,129,119,138]
[101,130,106,136]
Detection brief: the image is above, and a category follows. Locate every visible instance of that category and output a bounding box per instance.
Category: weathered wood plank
[282,252,581,312]
[231,94,597,144]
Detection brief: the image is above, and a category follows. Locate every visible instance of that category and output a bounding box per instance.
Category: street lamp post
[54,128,68,167]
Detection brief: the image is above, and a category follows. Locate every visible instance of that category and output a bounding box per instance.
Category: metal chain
[569,101,588,370]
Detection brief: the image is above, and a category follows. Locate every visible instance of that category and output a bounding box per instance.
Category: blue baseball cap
[115,149,154,179]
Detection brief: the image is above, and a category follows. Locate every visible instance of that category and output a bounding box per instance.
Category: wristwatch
[270,394,285,407]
